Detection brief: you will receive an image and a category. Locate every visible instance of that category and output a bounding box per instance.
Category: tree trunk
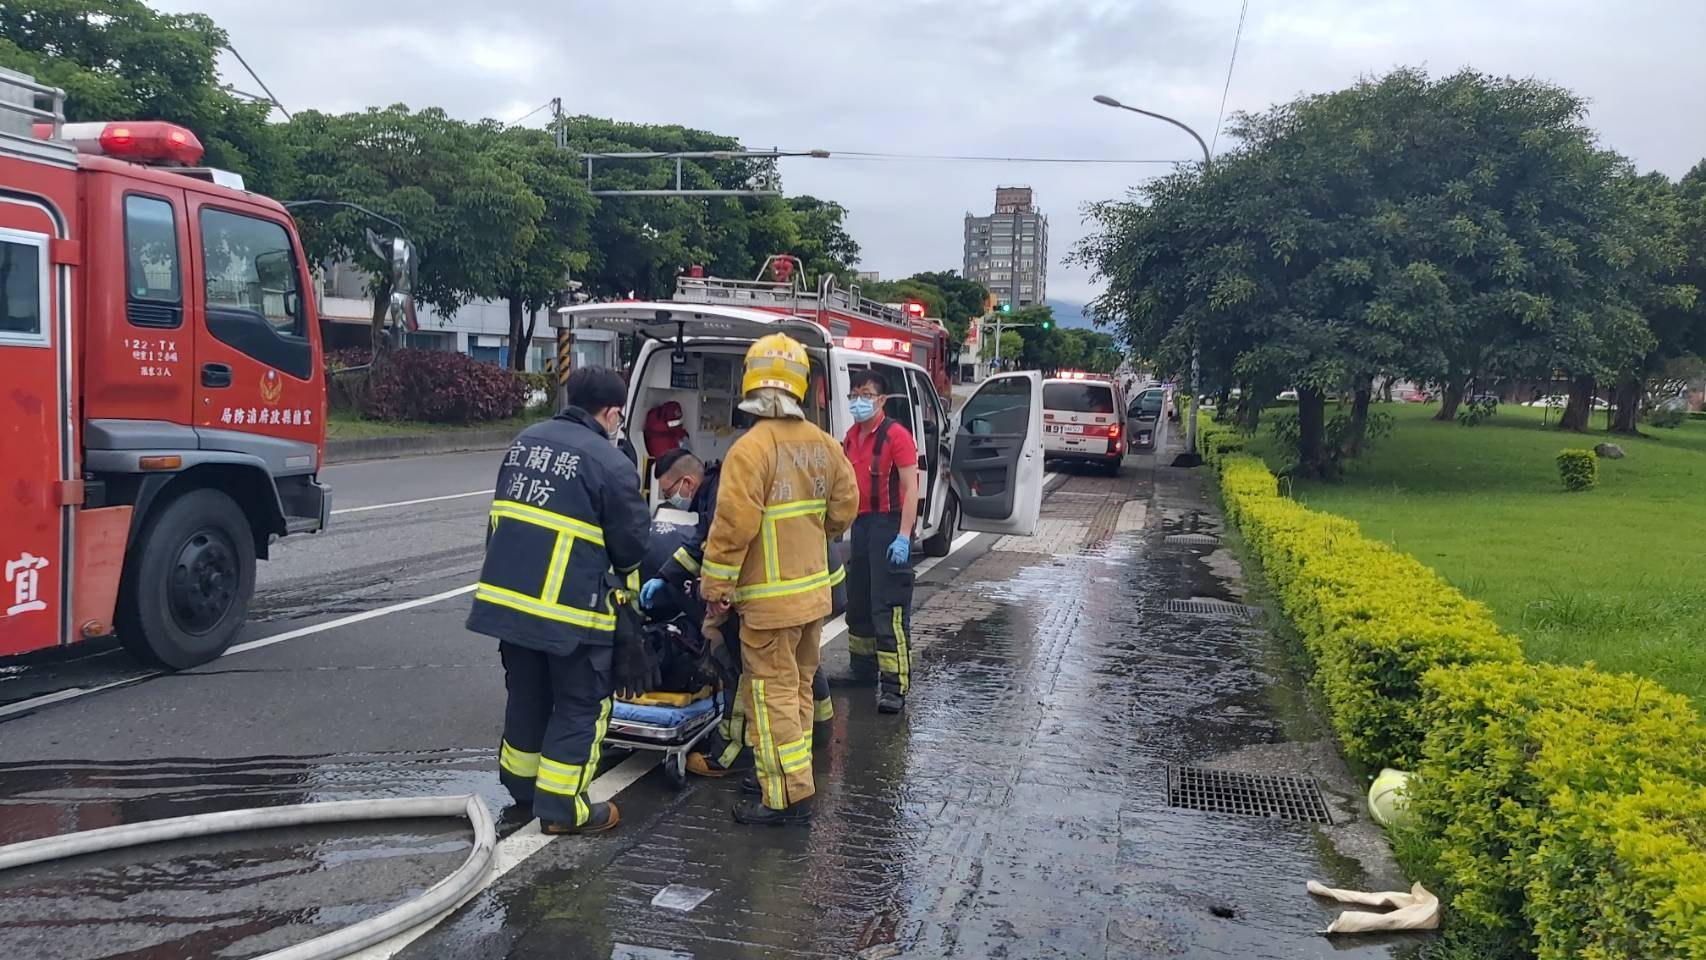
[1559,375,1596,432]
[368,275,394,357]
[1343,382,1373,459]
[1612,374,1643,434]
[1435,375,1466,421]
[506,295,527,371]
[1295,388,1330,479]
[1378,375,1395,403]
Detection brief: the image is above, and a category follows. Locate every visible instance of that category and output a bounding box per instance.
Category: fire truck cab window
[200,208,303,338]
[0,231,46,342]
[124,195,179,302]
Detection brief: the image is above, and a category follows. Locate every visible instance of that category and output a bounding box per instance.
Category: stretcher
[607,692,723,788]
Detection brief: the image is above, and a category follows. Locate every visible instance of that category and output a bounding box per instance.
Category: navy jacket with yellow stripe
[466,406,650,655]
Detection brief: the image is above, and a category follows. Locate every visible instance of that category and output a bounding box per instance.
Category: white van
[554,302,1046,553]
[1042,374,1127,475]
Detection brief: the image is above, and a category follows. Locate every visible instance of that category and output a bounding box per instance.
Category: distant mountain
[1045,299,1098,330]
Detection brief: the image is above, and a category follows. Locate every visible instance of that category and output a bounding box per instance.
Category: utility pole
[551,97,565,150]
[1093,94,1210,467]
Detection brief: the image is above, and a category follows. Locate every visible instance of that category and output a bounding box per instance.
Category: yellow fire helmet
[741,332,810,401]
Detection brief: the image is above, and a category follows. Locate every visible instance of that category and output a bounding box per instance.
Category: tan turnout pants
[740,618,823,809]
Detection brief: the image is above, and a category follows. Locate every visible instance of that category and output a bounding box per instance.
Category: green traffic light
[1000,303,1011,314]
[1041,320,1052,330]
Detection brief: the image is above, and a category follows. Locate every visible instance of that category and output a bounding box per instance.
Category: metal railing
[0,67,65,140]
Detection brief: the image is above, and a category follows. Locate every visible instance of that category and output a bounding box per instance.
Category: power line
[225,44,289,119]
[1209,0,1250,155]
[820,150,1183,164]
[505,99,555,127]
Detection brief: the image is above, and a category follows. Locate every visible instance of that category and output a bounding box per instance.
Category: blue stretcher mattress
[611,696,718,728]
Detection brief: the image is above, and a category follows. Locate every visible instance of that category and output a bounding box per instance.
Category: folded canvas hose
[0,794,495,960]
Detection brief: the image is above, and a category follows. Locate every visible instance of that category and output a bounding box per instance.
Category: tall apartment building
[963,186,1048,307]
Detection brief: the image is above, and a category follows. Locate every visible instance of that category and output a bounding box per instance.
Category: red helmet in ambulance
[643,400,690,456]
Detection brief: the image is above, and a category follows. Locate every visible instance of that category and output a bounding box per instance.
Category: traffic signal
[1040,318,1052,331]
[999,302,1011,314]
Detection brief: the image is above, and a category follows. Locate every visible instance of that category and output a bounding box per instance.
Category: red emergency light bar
[839,336,913,359]
[903,300,926,319]
[47,121,205,167]
[1054,370,1110,381]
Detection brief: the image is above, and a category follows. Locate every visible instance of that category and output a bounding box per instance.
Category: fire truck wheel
[117,488,257,670]
[922,494,958,558]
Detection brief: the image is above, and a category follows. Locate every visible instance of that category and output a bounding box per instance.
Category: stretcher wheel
[664,752,688,789]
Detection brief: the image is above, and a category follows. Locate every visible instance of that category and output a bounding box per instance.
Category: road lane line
[332,491,489,515]
[225,584,479,656]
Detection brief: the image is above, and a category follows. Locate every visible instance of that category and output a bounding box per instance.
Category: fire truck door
[0,199,70,655]
[186,193,319,448]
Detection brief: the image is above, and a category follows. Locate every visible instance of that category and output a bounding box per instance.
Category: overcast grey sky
[162,0,1706,305]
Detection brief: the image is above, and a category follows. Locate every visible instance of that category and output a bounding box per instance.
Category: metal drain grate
[1164,533,1220,546]
[1165,598,1263,621]
[1168,766,1333,824]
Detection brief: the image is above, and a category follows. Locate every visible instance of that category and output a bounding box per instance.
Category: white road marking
[331,491,489,515]
[224,585,479,656]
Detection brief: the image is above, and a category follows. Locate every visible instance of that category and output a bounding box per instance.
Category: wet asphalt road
[0,427,1418,960]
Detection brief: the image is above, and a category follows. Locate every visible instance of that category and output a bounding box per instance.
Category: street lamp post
[1093,94,1209,467]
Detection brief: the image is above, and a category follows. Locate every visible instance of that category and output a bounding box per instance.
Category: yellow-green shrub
[1409,661,1706,946]
[1529,779,1706,959]
[1205,449,1706,957]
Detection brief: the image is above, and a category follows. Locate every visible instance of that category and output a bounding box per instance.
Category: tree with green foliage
[1078,67,1666,476]
[0,0,286,193]
[1607,170,1701,432]
[486,127,596,369]
[283,107,544,354]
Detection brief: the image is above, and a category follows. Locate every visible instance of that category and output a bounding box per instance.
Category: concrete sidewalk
[402,455,1414,959]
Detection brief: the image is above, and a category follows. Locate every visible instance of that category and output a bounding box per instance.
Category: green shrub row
[1198,418,1706,959]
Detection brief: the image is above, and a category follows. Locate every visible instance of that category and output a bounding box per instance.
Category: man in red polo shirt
[842,368,920,714]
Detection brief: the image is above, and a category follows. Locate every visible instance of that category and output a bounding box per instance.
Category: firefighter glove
[887,534,911,567]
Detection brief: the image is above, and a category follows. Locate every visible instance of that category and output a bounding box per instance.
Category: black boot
[732,797,813,826]
[877,691,905,714]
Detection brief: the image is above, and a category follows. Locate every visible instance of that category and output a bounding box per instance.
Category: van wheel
[922,494,958,558]
[117,488,256,670]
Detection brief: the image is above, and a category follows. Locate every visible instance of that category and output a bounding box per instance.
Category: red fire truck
[0,70,403,668]
[673,256,954,393]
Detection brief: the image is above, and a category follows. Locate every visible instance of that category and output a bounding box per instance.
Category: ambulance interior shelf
[628,344,830,495]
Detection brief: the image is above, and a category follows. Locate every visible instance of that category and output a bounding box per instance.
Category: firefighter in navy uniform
[467,367,652,834]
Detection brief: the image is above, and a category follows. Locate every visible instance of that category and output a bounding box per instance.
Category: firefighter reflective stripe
[828,558,846,587]
[536,756,585,794]
[718,696,746,768]
[814,696,834,722]
[671,546,701,574]
[584,697,611,794]
[759,499,828,584]
[848,634,877,656]
[490,500,605,543]
[777,736,811,774]
[500,740,540,778]
[881,607,911,695]
[474,583,617,631]
[481,499,614,631]
[702,557,741,581]
[733,568,834,602]
[533,697,610,827]
[751,678,783,809]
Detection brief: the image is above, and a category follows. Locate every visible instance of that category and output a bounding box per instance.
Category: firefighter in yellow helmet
[699,333,859,825]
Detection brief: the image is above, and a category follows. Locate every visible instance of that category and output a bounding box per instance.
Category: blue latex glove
[639,578,665,610]
[887,534,911,567]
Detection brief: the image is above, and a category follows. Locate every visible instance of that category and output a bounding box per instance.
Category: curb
[324,427,516,465]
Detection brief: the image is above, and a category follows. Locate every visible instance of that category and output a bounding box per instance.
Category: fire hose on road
[0,794,496,960]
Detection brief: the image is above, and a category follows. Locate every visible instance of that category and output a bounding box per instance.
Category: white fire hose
[0,794,496,960]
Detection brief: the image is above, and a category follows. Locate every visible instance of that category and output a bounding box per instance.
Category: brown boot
[542,801,620,834]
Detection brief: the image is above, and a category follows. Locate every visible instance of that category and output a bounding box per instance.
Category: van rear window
[1043,383,1114,413]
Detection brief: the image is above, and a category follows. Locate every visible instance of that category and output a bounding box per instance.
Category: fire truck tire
[117,488,257,670]
[922,494,958,558]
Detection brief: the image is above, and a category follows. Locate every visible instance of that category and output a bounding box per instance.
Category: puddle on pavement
[0,818,471,960]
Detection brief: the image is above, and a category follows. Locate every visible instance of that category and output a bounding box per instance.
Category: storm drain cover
[1164,533,1220,546]
[1168,766,1333,824]
[1165,598,1263,621]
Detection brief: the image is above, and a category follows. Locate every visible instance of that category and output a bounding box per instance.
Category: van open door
[948,372,1044,536]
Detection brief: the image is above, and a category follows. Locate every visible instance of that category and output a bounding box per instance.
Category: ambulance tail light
[1108,423,1121,439]
[55,121,205,166]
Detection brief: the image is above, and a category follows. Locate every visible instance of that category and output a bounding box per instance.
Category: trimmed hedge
[1198,417,1706,959]
[365,349,526,424]
[1557,448,1598,491]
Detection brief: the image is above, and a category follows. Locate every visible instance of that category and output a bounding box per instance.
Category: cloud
[167,0,1706,304]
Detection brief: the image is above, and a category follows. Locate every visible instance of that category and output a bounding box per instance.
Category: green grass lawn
[1244,403,1706,704]
[325,409,542,441]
